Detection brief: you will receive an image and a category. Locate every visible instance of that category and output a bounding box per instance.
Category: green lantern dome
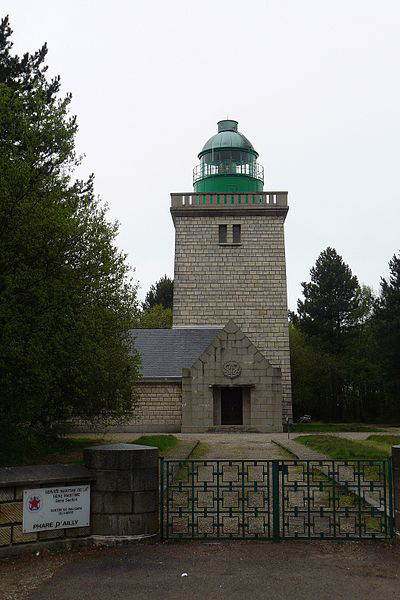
[193,120,264,193]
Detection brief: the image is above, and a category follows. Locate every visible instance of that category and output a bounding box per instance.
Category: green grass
[365,435,400,451]
[297,433,400,460]
[296,435,390,459]
[188,441,210,459]
[1,432,181,467]
[287,422,382,433]
[0,434,103,468]
[132,434,179,455]
[173,442,211,481]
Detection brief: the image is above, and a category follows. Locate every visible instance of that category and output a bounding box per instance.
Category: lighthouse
[131,119,292,432]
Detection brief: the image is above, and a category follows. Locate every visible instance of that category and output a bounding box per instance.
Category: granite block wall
[128,382,182,430]
[181,321,283,433]
[172,211,292,420]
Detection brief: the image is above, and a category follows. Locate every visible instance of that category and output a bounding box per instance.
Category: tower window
[233,224,241,243]
[219,224,227,243]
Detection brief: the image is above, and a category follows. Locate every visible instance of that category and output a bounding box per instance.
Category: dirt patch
[0,545,127,600]
[0,550,71,600]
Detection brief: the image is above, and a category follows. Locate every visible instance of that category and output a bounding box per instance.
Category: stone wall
[0,465,92,552]
[0,444,160,557]
[128,382,182,432]
[84,444,159,537]
[172,211,292,420]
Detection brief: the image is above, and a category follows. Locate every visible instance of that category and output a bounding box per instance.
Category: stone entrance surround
[181,321,283,432]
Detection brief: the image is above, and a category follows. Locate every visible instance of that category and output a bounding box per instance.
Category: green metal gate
[160,458,393,540]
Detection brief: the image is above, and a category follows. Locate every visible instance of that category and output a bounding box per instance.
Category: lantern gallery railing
[193,161,264,184]
[171,191,288,208]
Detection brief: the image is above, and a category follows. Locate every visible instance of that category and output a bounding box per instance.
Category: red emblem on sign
[28,495,41,511]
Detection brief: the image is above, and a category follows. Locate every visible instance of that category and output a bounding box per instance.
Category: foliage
[289,324,339,420]
[297,247,361,353]
[137,275,174,328]
[142,275,173,311]
[290,248,389,422]
[373,252,400,399]
[136,304,173,328]
[0,17,140,436]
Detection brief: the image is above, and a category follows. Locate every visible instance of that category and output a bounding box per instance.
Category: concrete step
[206,425,260,433]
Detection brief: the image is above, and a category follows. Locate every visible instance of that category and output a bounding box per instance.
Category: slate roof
[129,328,223,379]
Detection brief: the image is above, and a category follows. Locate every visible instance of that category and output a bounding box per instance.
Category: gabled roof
[129,328,223,379]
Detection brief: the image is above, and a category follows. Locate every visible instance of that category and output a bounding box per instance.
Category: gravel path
[189,434,286,460]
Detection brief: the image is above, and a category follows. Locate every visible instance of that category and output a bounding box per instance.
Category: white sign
[23,485,90,533]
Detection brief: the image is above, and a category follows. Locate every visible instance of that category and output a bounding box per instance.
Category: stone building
[130,119,291,433]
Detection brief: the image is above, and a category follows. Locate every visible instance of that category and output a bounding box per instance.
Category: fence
[160,458,394,541]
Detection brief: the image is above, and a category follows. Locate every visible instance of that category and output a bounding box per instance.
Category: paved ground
[70,432,291,459]
[69,430,400,461]
[69,430,400,444]
[14,540,398,600]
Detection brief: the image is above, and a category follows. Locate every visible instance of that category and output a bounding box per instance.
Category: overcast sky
[3,1,400,309]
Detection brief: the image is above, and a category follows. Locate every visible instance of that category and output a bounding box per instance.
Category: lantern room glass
[199,149,258,179]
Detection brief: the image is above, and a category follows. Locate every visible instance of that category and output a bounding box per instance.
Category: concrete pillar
[84,443,159,538]
[392,445,400,534]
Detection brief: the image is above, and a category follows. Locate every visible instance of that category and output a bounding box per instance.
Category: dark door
[221,387,243,425]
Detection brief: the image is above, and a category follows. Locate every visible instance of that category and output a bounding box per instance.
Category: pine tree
[297,247,360,353]
[374,252,400,398]
[294,248,364,420]
[142,275,174,311]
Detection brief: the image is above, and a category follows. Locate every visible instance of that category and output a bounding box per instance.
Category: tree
[289,324,339,420]
[0,17,140,436]
[137,305,173,329]
[373,252,400,403]
[291,249,393,422]
[292,248,380,421]
[297,247,360,353]
[142,275,173,311]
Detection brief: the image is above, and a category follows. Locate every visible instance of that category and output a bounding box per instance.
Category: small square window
[233,224,241,243]
[219,224,227,243]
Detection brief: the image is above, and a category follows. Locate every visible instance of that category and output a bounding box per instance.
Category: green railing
[193,161,264,184]
[160,458,394,541]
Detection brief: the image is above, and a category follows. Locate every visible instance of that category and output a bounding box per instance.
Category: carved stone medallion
[223,360,241,379]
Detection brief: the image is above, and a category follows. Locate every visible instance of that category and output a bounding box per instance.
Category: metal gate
[160,458,393,540]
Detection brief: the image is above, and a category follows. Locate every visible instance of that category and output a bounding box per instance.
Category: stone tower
[171,119,292,422]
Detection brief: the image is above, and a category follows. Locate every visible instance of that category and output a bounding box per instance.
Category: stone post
[392,445,400,534]
[83,444,159,537]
